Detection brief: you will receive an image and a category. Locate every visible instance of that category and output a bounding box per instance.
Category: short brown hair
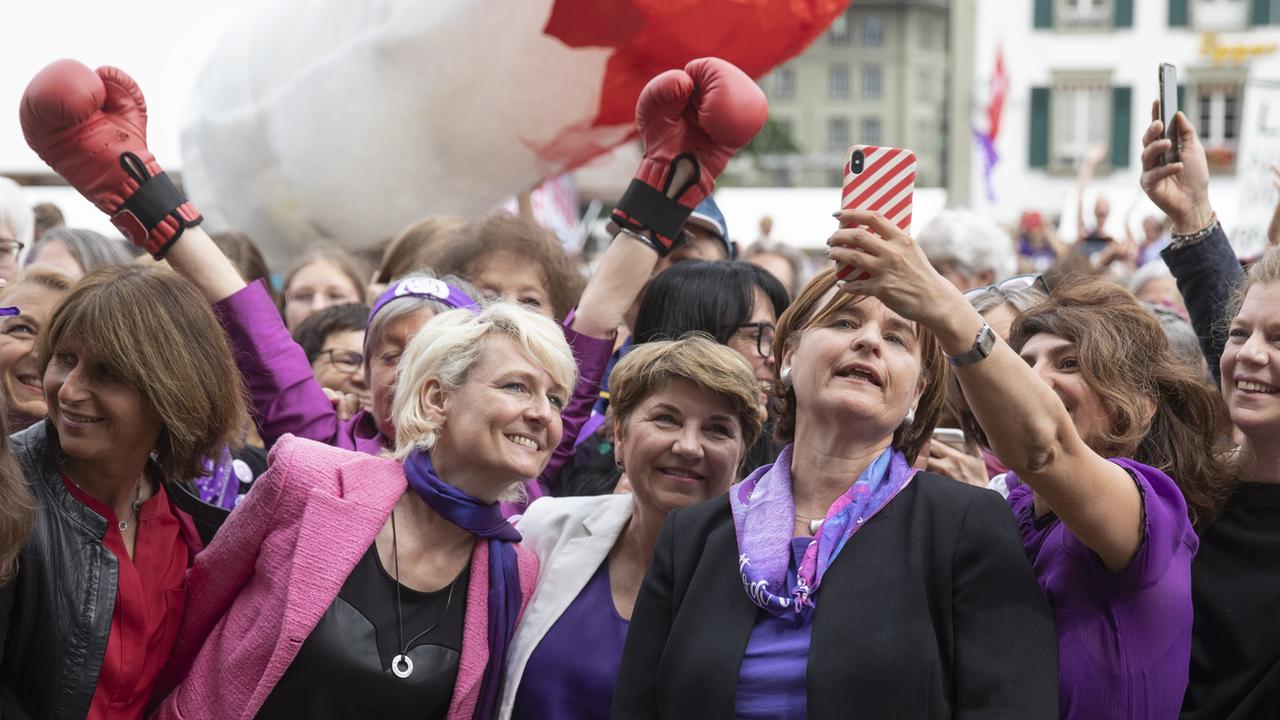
[434,214,584,320]
[1227,245,1280,322]
[1010,274,1235,528]
[375,216,465,285]
[770,267,948,463]
[37,265,248,480]
[610,334,764,453]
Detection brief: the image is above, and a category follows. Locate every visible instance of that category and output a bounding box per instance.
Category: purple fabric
[731,444,915,615]
[735,537,814,720]
[214,280,386,454]
[402,450,522,720]
[194,445,238,509]
[510,560,629,720]
[213,282,611,500]
[367,276,477,326]
[1007,457,1197,720]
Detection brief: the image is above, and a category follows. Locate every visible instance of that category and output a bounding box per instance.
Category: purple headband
[368,277,478,326]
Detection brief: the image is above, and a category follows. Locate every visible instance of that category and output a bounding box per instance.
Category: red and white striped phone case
[836,145,917,280]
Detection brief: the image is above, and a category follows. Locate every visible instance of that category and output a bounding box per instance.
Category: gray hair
[917,209,1017,282]
[28,227,134,274]
[1144,303,1207,378]
[0,178,34,249]
[1129,261,1176,297]
[364,269,482,375]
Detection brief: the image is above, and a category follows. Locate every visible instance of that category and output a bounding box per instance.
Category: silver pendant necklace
[389,508,456,679]
[795,513,823,535]
[119,479,143,532]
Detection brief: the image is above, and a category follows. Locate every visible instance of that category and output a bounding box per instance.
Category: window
[917,70,933,103]
[773,68,795,101]
[861,117,882,145]
[1194,0,1248,30]
[828,13,851,45]
[863,65,883,99]
[863,16,884,46]
[829,64,850,100]
[1051,80,1110,168]
[1194,81,1244,170]
[827,117,850,151]
[1055,0,1113,27]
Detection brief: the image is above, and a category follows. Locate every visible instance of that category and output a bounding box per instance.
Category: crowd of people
[0,53,1278,720]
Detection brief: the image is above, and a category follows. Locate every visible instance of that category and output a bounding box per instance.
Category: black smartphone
[1159,63,1179,164]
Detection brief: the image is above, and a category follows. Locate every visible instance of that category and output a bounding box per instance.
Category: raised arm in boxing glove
[20,59,201,258]
[611,57,768,256]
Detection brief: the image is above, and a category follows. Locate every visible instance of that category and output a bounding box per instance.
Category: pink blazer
[151,435,538,720]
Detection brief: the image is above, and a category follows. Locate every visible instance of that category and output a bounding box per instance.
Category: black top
[612,472,1059,720]
[257,543,470,719]
[1182,482,1280,719]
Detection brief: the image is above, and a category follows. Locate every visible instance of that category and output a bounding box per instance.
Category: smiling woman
[153,302,576,720]
[0,268,73,429]
[499,336,762,720]
[0,265,248,720]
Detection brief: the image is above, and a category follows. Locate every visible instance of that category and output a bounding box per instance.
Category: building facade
[964,0,1280,252]
[746,0,950,188]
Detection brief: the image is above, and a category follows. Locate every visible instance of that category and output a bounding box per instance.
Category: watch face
[977,325,997,355]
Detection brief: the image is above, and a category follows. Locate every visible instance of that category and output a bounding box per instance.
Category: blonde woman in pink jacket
[152,303,578,720]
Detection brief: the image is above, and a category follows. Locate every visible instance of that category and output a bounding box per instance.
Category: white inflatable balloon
[181,0,846,265]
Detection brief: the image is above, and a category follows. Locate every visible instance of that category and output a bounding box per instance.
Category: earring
[614,455,625,473]
[904,405,916,425]
[780,366,793,388]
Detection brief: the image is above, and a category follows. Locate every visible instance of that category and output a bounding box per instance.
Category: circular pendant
[392,654,413,678]
[808,519,821,535]
[118,520,128,532]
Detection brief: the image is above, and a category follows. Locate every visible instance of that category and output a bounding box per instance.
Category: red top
[62,474,192,720]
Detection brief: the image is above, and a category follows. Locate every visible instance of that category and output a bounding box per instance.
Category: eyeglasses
[730,322,776,358]
[0,239,24,264]
[962,273,1049,301]
[315,348,365,374]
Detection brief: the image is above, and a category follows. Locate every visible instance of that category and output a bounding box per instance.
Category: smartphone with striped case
[835,145,917,280]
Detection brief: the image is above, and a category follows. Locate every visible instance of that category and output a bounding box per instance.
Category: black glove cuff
[611,179,693,255]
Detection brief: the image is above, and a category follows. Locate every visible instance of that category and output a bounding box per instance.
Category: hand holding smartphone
[1159,63,1179,164]
[835,145,917,280]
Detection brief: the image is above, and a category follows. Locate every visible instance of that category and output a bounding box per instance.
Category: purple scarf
[731,444,915,616]
[403,449,521,720]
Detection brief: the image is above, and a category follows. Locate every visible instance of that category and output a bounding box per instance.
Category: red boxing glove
[20,59,201,258]
[611,57,768,255]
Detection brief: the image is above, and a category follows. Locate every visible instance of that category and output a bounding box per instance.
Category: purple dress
[213,280,613,498]
[734,537,814,719]
[1007,458,1197,719]
[510,560,629,720]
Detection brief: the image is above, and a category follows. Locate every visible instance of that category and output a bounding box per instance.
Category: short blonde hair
[610,335,764,451]
[392,302,577,460]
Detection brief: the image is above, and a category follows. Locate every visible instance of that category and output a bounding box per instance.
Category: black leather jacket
[0,422,227,719]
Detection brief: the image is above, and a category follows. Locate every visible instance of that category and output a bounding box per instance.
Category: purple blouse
[213,281,613,499]
[1008,458,1197,719]
[510,560,629,720]
[734,537,814,720]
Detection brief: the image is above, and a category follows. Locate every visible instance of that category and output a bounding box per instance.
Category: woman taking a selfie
[614,268,1056,719]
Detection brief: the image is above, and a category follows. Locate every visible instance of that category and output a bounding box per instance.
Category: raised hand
[1140,100,1214,234]
[610,57,768,255]
[20,59,201,257]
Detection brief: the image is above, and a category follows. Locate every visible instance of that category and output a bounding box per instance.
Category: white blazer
[498,493,634,720]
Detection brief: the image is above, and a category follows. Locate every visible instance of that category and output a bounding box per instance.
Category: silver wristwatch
[948,323,996,367]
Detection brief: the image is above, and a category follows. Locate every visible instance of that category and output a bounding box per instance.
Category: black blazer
[613,472,1058,719]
